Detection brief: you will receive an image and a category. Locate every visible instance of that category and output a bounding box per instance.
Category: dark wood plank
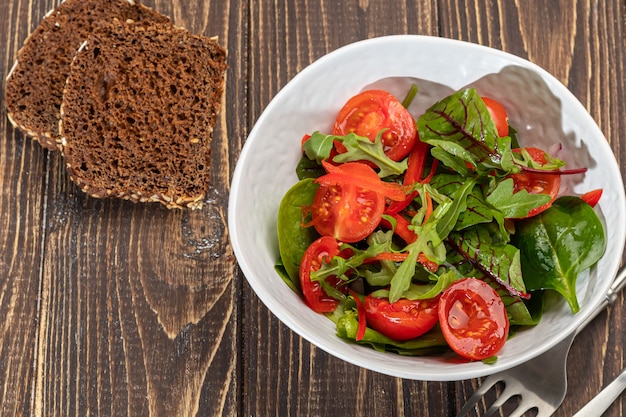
[0,0,56,415]
[1,0,247,416]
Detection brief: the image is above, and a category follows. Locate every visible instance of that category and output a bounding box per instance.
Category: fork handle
[575,264,626,336]
[572,367,626,417]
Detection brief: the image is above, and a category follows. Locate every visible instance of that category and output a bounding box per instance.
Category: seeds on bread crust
[60,20,227,209]
[4,0,169,150]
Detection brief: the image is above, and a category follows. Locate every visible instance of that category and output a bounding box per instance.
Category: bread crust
[60,20,227,209]
[4,0,170,150]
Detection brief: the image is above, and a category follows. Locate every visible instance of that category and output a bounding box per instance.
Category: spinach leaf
[513,196,606,313]
[276,178,320,288]
[296,154,325,180]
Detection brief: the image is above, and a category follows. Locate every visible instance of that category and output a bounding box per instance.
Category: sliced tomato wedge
[363,295,439,341]
[509,147,561,218]
[332,90,417,161]
[482,96,509,138]
[299,236,346,313]
[438,278,509,361]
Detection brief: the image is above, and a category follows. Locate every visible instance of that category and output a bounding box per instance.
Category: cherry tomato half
[307,162,387,243]
[482,97,509,138]
[332,90,417,161]
[509,147,561,218]
[438,278,509,361]
[299,236,346,313]
[363,295,439,341]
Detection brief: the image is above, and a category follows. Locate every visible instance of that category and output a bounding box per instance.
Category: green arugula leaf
[486,178,551,218]
[302,131,334,163]
[387,179,476,303]
[429,173,493,230]
[372,270,459,300]
[310,230,396,283]
[513,196,606,313]
[332,131,408,177]
[302,131,407,178]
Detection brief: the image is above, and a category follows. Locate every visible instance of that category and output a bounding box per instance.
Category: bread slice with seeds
[60,20,227,209]
[4,0,170,150]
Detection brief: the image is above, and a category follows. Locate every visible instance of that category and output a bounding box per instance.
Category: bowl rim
[229,34,626,381]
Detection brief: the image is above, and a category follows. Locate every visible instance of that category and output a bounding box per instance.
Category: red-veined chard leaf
[513,196,606,313]
[447,224,529,299]
[417,88,515,174]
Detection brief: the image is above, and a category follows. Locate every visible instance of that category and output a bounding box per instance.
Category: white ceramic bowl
[228,35,626,381]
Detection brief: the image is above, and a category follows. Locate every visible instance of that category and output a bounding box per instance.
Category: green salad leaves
[276,85,606,357]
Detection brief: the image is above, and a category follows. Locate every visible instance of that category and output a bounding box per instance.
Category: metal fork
[456,264,626,417]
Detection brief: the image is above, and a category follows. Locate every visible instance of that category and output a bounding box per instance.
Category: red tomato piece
[581,188,602,207]
[308,182,385,243]
[306,162,394,243]
[509,147,561,218]
[438,278,509,361]
[332,90,417,161]
[482,97,509,138]
[299,236,346,313]
[363,295,439,341]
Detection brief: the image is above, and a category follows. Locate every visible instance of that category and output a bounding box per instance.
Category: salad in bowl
[229,35,625,380]
[276,85,605,362]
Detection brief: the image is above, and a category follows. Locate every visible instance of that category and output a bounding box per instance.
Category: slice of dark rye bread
[59,20,227,210]
[4,0,170,151]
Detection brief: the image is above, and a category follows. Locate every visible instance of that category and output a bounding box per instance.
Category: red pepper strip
[364,252,410,263]
[349,290,367,341]
[418,253,439,272]
[423,191,433,223]
[420,158,439,185]
[581,189,603,207]
[318,160,407,201]
[385,191,417,215]
[385,140,437,215]
[404,137,430,186]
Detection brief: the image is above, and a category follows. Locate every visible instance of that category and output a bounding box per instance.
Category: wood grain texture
[1,0,245,416]
[0,0,624,416]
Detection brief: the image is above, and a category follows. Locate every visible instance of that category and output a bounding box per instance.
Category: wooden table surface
[1,1,624,416]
